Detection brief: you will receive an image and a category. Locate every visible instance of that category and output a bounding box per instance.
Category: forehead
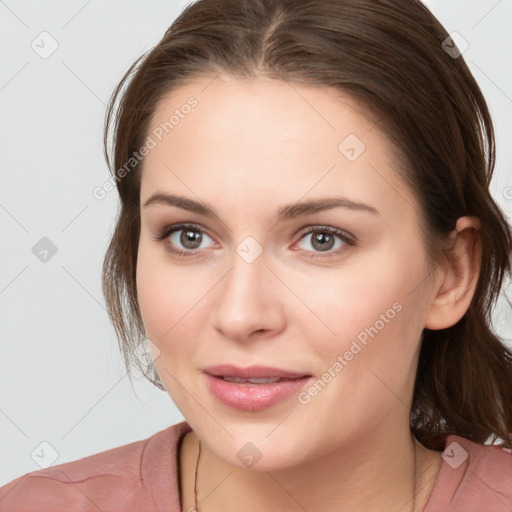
[140,76,417,221]
[146,75,380,158]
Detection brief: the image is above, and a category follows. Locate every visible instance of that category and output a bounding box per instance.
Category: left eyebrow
[275,196,380,221]
[141,192,380,221]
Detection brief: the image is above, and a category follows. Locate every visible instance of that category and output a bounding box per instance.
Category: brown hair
[101,0,512,449]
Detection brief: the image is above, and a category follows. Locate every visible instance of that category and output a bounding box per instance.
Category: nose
[209,246,286,343]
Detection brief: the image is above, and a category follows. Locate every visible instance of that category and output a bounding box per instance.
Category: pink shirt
[1,421,511,511]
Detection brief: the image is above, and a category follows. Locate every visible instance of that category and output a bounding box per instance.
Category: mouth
[203,364,313,411]
[213,376,307,384]
[203,364,311,380]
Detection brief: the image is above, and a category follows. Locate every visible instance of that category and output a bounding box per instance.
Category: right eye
[153,223,218,257]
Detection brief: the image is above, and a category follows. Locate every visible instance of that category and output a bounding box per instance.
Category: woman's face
[136,76,439,469]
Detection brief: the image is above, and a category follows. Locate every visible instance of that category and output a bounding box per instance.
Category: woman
[1,0,511,510]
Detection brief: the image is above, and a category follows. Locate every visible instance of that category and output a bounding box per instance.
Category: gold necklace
[193,438,419,512]
[193,438,201,511]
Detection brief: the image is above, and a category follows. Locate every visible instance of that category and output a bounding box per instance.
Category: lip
[203,364,310,379]
[203,365,313,411]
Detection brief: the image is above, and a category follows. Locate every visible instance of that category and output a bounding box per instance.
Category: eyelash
[152,222,355,259]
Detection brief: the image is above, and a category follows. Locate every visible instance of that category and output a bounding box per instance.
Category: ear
[424,216,482,330]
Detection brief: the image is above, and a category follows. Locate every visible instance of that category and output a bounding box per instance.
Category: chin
[203,434,309,473]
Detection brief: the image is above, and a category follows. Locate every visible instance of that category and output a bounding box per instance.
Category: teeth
[222,377,247,383]
[248,377,281,384]
[222,376,282,384]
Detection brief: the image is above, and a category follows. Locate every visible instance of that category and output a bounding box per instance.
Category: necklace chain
[193,438,201,512]
[193,437,418,512]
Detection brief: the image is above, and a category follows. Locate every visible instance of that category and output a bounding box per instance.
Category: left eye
[295,226,354,256]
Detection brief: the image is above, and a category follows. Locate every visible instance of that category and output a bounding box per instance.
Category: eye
[153,223,355,259]
[153,223,217,257]
[294,226,355,258]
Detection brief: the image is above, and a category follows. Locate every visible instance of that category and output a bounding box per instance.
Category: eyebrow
[142,192,379,221]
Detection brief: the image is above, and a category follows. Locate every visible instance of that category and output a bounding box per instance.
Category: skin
[136,75,482,512]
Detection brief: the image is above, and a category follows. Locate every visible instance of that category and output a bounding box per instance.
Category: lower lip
[204,374,313,411]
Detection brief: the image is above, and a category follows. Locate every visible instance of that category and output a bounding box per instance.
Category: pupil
[313,232,333,252]
[181,229,201,249]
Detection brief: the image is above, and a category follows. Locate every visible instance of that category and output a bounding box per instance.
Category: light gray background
[1,0,511,486]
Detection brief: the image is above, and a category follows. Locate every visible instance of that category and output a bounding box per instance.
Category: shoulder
[426,434,512,511]
[0,421,191,512]
[456,435,512,500]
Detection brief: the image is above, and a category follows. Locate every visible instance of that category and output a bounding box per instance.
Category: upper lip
[203,364,310,379]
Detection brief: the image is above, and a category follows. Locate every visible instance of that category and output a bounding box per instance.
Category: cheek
[136,247,167,337]
[136,244,181,332]
[135,251,200,398]
[285,253,412,339]
[288,247,428,381]
[135,244,213,352]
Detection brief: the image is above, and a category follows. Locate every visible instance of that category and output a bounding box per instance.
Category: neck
[179,420,443,512]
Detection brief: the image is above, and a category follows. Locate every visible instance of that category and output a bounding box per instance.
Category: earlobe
[424,216,482,330]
